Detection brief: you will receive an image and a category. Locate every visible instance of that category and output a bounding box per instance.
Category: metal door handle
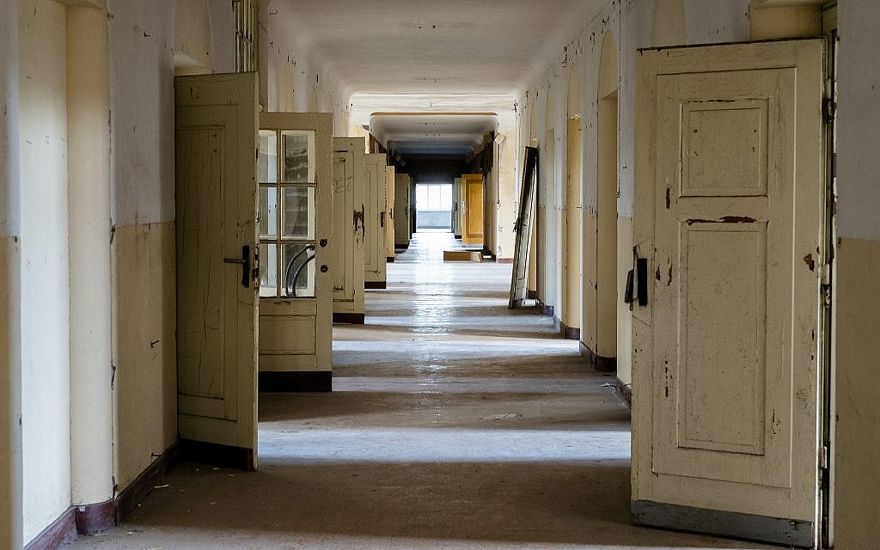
[223,245,251,288]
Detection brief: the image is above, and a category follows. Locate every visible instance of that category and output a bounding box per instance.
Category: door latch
[223,245,251,288]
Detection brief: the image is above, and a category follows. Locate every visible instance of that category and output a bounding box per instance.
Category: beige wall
[833,0,880,545]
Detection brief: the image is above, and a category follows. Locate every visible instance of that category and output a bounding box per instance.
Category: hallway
[68,234,768,549]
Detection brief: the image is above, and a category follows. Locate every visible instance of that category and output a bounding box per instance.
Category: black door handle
[224,245,251,288]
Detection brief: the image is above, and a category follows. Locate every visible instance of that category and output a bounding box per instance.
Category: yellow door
[331,138,366,323]
[257,113,333,391]
[462,173,484,247]
[175,73,258,469]
[364,153,387,288]
[385,165,396,261]
[632,40,825,546]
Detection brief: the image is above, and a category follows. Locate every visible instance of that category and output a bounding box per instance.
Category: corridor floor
[69,233,770,549]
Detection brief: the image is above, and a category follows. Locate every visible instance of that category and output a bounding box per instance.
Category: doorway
[415,183,453,232]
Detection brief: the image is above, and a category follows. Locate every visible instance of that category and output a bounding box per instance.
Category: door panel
[385,166,396,260]
[509,147,538,308]
[632,40,824,547]
[462,174,484,246]
[257,113,332,383]
[394,173,411,247]
[175,73,258,469]
[331,138,366,322]
[364,153,387,286]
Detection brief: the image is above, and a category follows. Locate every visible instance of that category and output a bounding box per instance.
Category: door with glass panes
[257,113,333,390]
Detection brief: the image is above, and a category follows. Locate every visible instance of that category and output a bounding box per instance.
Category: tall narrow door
[632,40,825,547]
[175,73,259,469]
[256,113,333,392]
[384,165,396,261]
[331,137,366,324]
[394,173,411,248]
[364,153,387,288]
[509,147,538,308]
[462,174,484,247]
[452,177,462,237]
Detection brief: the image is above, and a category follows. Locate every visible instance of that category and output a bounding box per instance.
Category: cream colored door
[462,174,484,246]
[384,165,396,261]
[257,113,333,391]
[331,137,366,323]
[452,177,462,237]
[364,153,387,288]
[175,73,258,469]
[394,173,411,247]
[632,40,825,547]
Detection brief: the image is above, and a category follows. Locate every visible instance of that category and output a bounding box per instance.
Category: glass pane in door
[281,130,315,183]
[282,186,315,239]
[282,243,316,298]
[259,187,278,239]
[259,243,278,297]
[258,130,278,183]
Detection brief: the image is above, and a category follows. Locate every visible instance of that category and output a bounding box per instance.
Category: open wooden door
[394,173,411,248]
[509,147,538,308]
[461,173,484,247]
[364,153,387,288]
[452,177,462,238]
[632,40,825,547]
[175,73,258,470]
[384,165,396,262]
[331,137,366,324]
[257,113,333,392]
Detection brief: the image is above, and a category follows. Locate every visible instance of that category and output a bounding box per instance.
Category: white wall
[0,0,23,546]
[19,0,72,542]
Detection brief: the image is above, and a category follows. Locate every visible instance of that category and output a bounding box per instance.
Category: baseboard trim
[387,256,395,263]
[540,303,555,317]
[579,341,617,373]
[25,507,76,549]
[560,322,580,341]
[116,441,179,523]
[395,243,409,251]
[365,281,387,289]
[74,499,116,536]
[527,289,537,299]
[333,312,365,324]
[179,439,255,471]
[631,500,813,548]
[259,371,332,392]
[27,442,180,548]
[614,377,632,408]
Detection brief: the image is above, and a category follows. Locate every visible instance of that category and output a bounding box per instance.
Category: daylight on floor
[2,1,879,549]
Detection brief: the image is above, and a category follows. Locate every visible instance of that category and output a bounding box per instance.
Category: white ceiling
[370,113,497,157]
[272,0,587,95]
[271,0,595,156]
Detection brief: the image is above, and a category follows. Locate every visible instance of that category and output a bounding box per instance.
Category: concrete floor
[69,233,772,549]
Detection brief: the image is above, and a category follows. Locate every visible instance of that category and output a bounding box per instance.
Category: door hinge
[819,444,830,471]
[820,262,832,286]
[823,97,837,124]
